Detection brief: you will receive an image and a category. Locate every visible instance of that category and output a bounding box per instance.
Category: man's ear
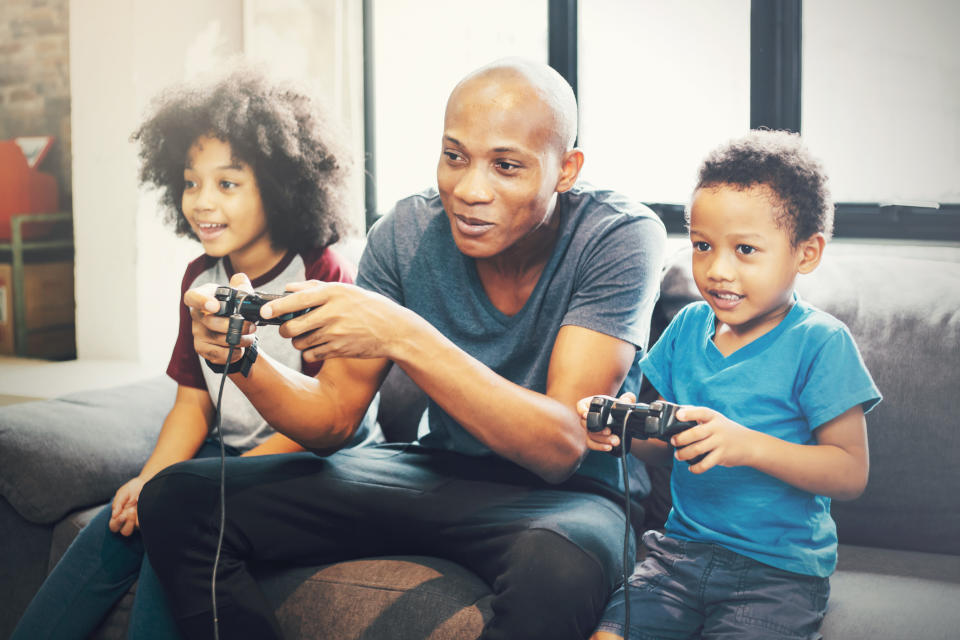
[797,232,826,274]
[556,149,584,193]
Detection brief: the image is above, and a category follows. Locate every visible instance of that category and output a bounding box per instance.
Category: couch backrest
[656,244,960,555]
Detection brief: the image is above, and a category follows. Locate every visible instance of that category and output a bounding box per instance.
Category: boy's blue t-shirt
[356,185,667,491]
[642,295,881,577]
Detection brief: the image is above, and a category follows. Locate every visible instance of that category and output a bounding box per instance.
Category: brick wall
[0,0,71,211]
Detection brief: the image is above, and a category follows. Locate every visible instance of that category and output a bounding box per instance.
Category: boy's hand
[671,407,761,473]
[576,392,635,452]
[183,273,258,364]
[109,476,147,536]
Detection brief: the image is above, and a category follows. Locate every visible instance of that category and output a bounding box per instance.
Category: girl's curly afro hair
[692,129,834,245]
[132,67,354,252]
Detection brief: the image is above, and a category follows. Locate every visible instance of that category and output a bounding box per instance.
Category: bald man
[139,58,667,639]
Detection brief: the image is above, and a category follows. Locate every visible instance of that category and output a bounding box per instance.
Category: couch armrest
[0,376,175,524]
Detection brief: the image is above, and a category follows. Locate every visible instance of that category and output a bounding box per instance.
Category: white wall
[803,0,960,203]
[70,0,243,367]
[70,0,366,369]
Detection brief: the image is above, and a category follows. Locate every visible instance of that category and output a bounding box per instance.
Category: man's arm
[397,322,638,483]
[263,279,638,483]
[185,276,389,453]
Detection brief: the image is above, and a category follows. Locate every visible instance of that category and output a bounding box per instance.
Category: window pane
[803,0,960,203]
[372,1,548,214]
[579,0,750,204]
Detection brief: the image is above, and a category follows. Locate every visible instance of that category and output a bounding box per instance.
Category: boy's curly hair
[132,68,354,252]
[692,129,833,245]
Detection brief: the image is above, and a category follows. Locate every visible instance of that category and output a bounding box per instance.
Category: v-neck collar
[462,203,569,326]
[704,292,803,368]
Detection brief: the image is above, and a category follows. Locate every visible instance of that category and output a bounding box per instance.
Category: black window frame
[362,0,959,241]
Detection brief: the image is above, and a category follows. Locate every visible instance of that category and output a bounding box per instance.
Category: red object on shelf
[0,137,59,240]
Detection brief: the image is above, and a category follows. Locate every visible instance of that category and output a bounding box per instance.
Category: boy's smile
[688,184,822,351]
[182,136,284,277]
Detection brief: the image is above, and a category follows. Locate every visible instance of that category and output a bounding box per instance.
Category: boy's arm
[112,384,213,535]
[672,404,869,500]
[241,432,305,456]
[136,384,214,480]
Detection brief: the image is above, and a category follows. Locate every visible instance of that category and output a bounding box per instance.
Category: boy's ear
[797,233,826,274]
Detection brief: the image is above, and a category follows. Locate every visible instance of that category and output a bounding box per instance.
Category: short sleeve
[799,327,882,429]
[165,256,212,390]
[303,246,356,285]
[356,209,404,305]
[639,304,691,401]
[563,214,667,349]
[300,246,359,377]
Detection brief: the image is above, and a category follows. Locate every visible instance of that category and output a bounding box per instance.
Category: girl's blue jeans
[11,441,237,640]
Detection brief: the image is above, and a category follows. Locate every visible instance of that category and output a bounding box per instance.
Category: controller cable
[618,408,633,638]
[209,313,245,640]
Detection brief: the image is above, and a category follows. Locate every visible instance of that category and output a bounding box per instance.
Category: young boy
[581,130,881,640]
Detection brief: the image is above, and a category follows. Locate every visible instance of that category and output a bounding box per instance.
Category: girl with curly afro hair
[133,67,355,255]
[10,68,381,640]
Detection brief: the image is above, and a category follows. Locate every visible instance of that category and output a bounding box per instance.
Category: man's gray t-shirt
[356,184,666,490]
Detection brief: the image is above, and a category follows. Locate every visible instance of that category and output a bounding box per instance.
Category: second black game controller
[587,396,702,460]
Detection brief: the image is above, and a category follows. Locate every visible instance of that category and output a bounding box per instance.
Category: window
[578,1,751,205]
[370,0,548,214]
[803,0,960,204]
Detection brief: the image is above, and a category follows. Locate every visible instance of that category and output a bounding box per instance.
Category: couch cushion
[656,245,960,554]
[0,376,175,524]
[258,556,492,640]
[822,544,960,639]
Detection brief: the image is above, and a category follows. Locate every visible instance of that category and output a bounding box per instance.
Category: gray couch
[2,242,959,639]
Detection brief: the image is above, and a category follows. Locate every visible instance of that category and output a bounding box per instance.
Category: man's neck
[473,207,562,316]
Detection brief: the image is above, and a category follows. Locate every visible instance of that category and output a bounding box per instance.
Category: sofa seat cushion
[52,504,494,640]
[257,556,493,640]
[0,376,175,524]
[823,544,960,639]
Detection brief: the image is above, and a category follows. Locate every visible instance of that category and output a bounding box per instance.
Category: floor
[0,356,158,406]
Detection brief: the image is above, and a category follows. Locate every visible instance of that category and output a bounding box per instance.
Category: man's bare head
[445,58,578,154]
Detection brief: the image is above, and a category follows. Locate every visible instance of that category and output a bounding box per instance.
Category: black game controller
[214,286,313,326]
[586,396,702,460]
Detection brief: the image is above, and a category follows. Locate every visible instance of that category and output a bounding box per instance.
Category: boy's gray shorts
[596,530,829,640]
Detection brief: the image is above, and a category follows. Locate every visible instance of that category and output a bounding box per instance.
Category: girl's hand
[261,281,414,362]
[576,393,635,452]
[183,273,258,364]
[671,406,761,473]
[108,476,147,536]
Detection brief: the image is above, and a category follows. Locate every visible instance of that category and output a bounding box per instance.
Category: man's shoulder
[368,188,444,243]
[564,183,663,225]
[562,183,666,250]
[387,188,444,221]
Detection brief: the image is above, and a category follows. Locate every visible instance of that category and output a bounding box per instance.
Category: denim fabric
[139,443,631,640]
[596,530,829,640]
[11,441,236,640]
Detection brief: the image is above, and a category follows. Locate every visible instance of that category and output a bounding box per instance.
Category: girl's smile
[182,136,285,277]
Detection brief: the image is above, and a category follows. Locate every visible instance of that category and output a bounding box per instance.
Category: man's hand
[183,273,258,364]
[261,281,415,362]
[671,407,760,473]
[576,393,632,453]
[109,476,147,536]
